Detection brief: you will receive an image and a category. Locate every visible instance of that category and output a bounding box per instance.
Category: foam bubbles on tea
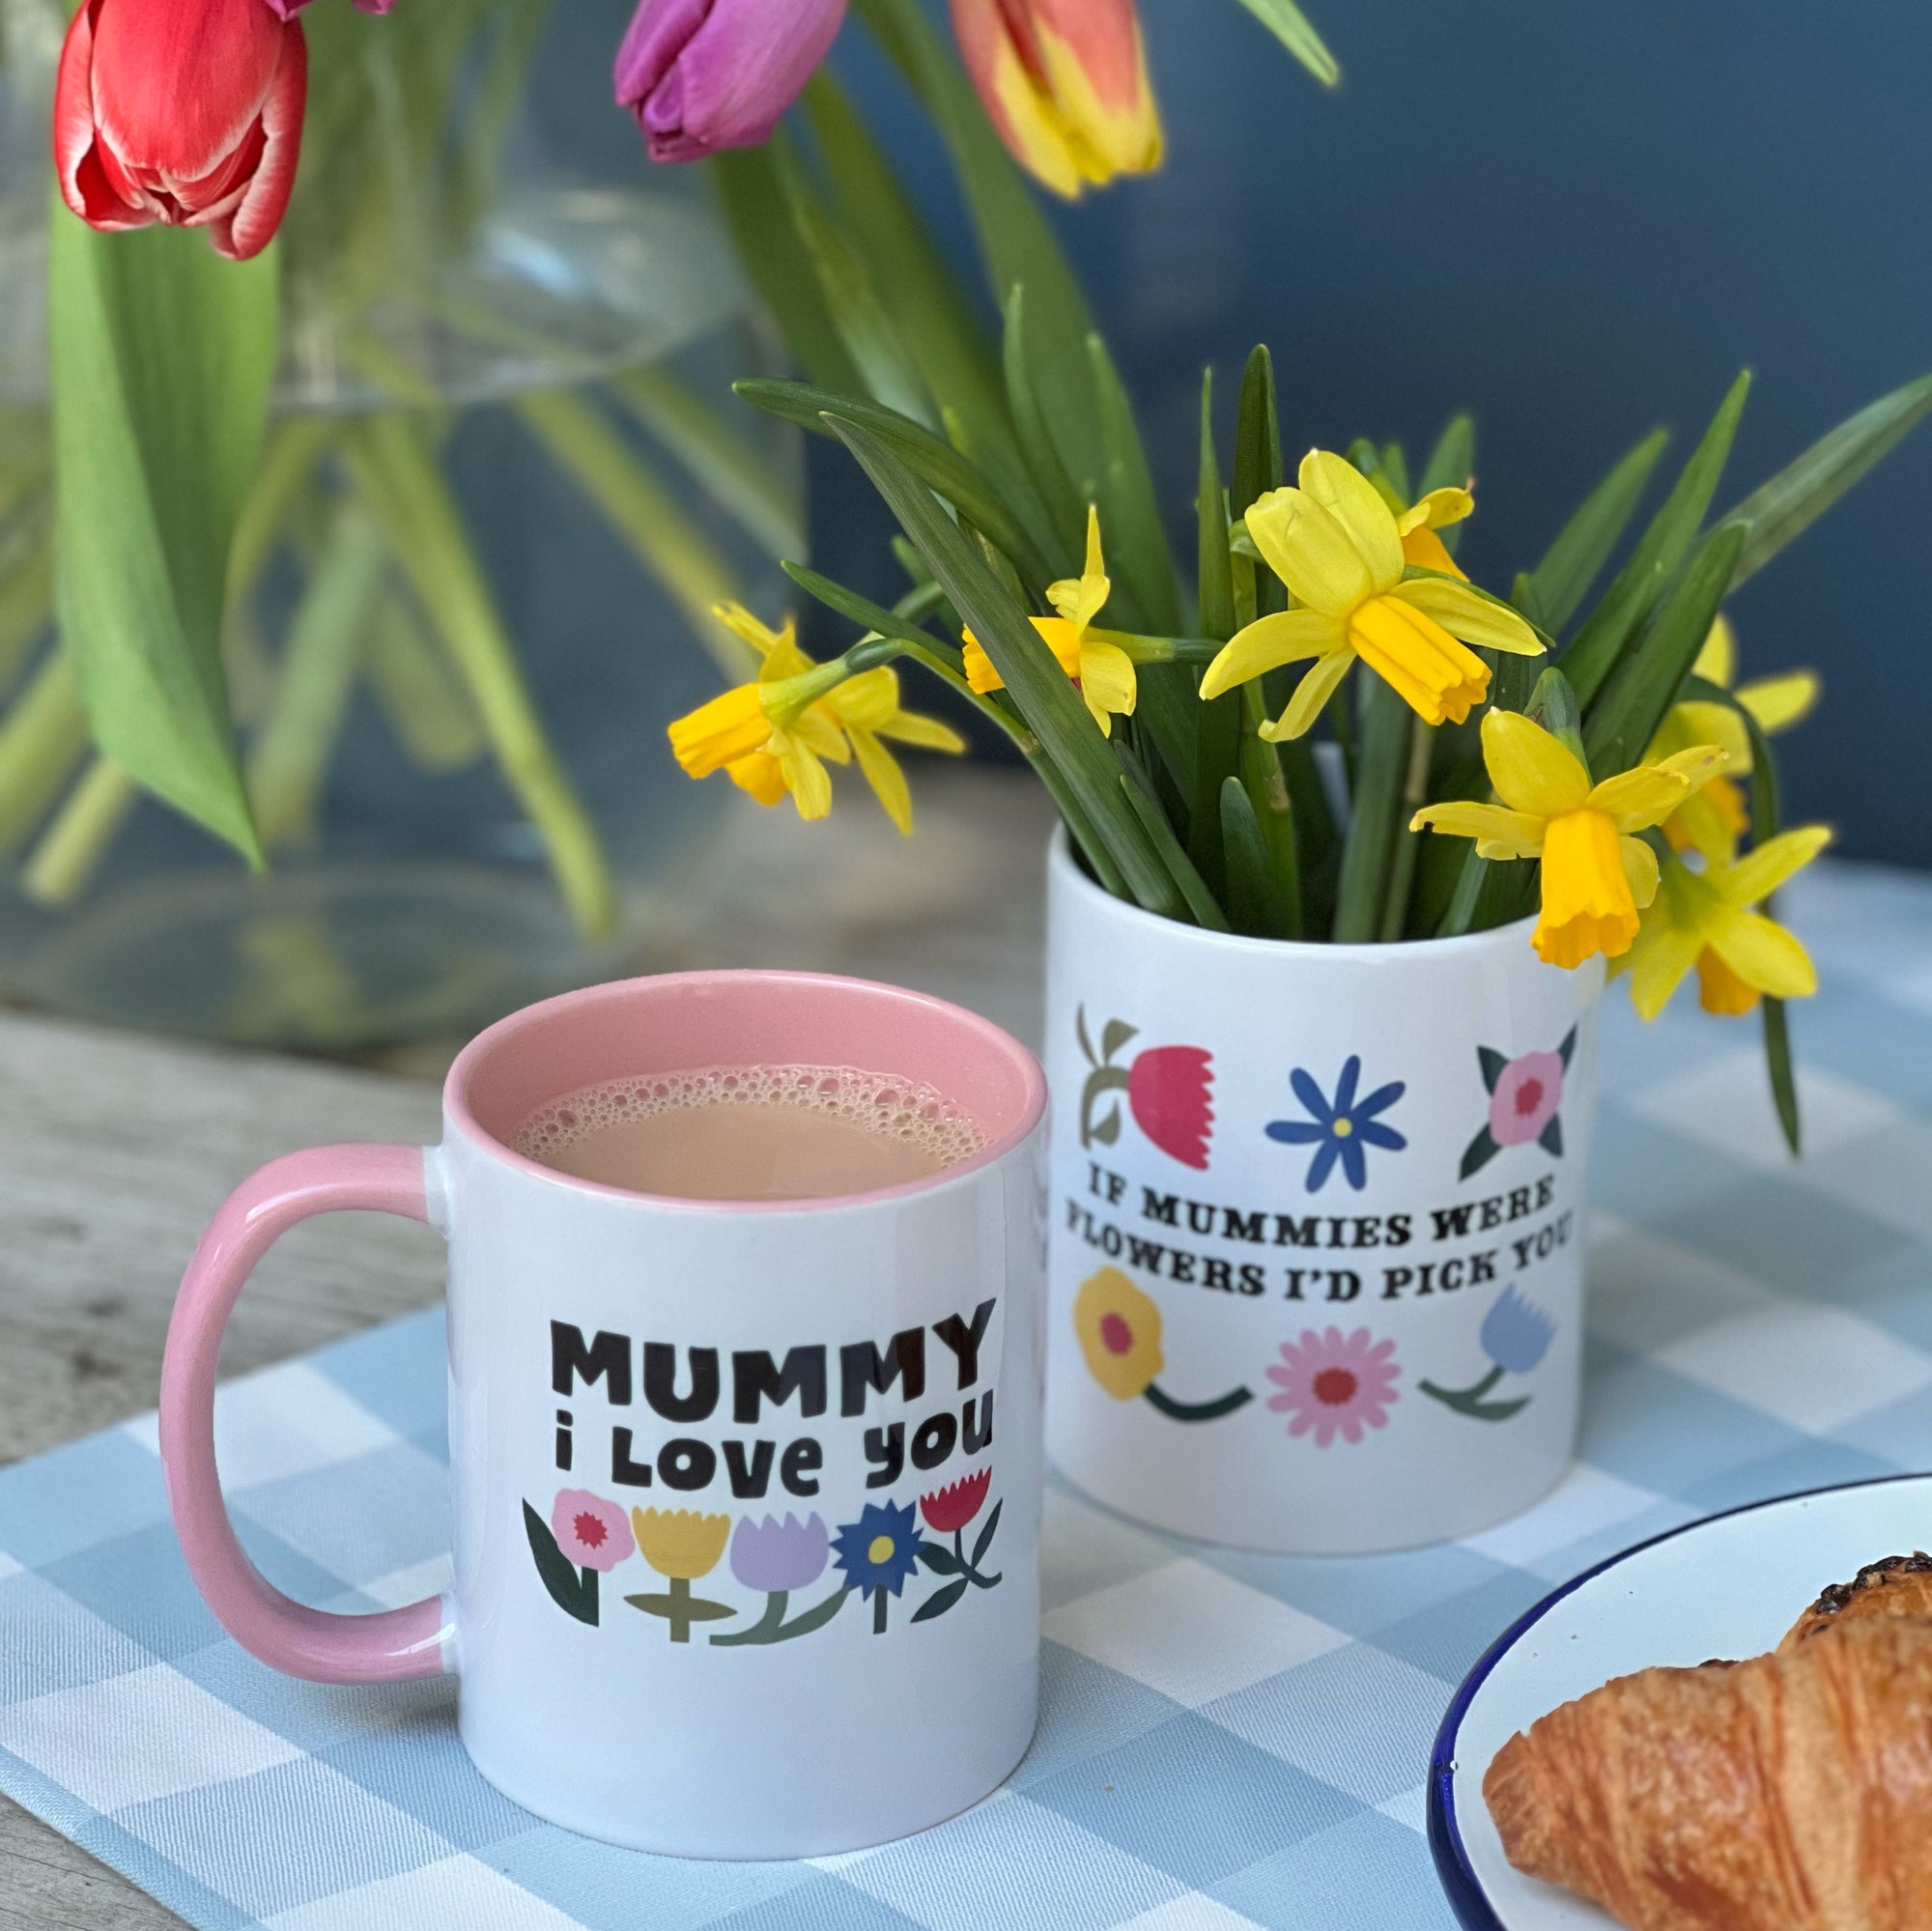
[512,1065,988,1202]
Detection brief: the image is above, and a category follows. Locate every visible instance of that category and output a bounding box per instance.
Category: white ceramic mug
[1044,834,1604,1555]
[161,971,1048,1858]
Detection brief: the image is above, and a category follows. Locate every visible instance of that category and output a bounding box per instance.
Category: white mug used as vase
[1043,832,1605,1555]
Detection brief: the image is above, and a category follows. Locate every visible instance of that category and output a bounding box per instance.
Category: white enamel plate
[1429,1473,1932,1928]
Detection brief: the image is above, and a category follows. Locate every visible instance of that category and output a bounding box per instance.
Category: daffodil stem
[1095,630,1221,667]
[1378,715,1435,942]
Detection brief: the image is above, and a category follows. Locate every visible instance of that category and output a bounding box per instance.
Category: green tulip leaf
[1227,0,1341,86]
[49,213,275,863]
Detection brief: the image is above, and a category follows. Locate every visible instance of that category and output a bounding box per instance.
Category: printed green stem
[625,1575,736,1643]
[1418,1365,1532,1423]
[872,1588,891,1635]
[344,415,616,943]
[710,1584,850,1646]
[709,1590,790,1647]
[1144,1382,1254,1423]
[953,1529,1002,1590]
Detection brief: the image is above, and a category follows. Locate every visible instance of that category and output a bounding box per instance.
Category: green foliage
[49,216,275,863]
[1226,0,1342,86]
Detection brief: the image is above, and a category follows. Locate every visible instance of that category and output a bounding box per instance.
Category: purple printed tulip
[613,0,845,162]
[729,1512,830,1593]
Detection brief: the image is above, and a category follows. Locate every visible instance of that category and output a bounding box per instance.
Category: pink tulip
[54,0,307,262]
[949,0,1162,199]
[614,0,845,163]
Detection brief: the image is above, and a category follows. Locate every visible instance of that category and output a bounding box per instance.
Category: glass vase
[0,0,801,1049]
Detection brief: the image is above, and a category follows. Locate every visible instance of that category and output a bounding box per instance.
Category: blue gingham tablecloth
[5,861,1932,1931]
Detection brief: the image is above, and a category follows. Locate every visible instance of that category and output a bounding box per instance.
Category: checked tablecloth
[4,862,1932,1931]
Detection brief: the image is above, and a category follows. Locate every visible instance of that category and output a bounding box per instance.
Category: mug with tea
[160,972,1048,1858]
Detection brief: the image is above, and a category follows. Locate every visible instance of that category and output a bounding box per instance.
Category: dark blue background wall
[549,0,1932,865]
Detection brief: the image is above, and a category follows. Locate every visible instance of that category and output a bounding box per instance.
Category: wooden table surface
[0,767,1056,1930]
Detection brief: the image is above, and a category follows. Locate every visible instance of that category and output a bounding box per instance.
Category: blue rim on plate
[1426,1471,1926,1930]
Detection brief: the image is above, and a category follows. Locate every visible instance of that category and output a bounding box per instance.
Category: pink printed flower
[551,1490,635,1573]
[1488,1050,1565,1149]
[1265,1328,1401,1446]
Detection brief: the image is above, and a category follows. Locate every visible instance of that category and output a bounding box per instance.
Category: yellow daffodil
[668,604,965,833]
[1200,452,1542,740]
[817,666,968,835]
[962,506,1138,736]
[1623,826,1833,1019]
[1647,615,1823,862]
[1410,710,1729,970]
[1394,485,1476,581]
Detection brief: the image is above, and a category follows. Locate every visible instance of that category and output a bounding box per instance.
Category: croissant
[1484,1616,1932,1930]
[1781,1553,1932,1651]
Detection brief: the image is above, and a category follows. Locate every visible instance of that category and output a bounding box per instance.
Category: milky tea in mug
[512,1064,990,1201]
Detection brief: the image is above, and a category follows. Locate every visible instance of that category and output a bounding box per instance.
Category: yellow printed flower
[1623,826,1833,1020]
[1200,452,1541,739]
[631,1508,731,1581]
[1410,710,1729,970]
[962,506,1137,736]
[668,605,964,833]
[1073,1266,1164,1401]
[1647,615,1823,862]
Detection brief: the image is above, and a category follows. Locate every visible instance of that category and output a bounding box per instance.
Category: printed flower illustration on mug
[625,1509,734,1643]
[1072,1267,1252,1422]
[524,1488,635,1626]
[910,1468,1005,1624]
[710,1512,851,1647]
[1420,1287,1556,1422]
[1461,1030,1577,1178]
[1265,1328,1402,1446]
[1075,1006,1213,1170]
[834,1500,927,1635]
[1265,1057,1406,1192]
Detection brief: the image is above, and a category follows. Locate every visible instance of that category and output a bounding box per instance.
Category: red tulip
[949,0,1161,199]
[54,0,308,262]
[920,1467,992,1535]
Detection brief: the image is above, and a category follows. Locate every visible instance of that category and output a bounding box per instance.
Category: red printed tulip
[54,0,308,262]
[1076,1008,1214,1171]
[921,1467,992,1535]
[949,0,1162,199]
[615,0,846,164]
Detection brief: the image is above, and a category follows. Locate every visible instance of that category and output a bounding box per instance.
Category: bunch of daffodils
[668,286,1927,1148]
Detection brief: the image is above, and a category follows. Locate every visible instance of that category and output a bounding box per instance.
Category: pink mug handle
[159,1144,449,1684]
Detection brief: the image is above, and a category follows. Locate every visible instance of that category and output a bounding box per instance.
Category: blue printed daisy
[1265,1056,1407,1192]
[833,1500,925,1633]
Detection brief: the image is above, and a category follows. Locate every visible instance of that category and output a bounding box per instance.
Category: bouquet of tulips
[35,0,1331,938]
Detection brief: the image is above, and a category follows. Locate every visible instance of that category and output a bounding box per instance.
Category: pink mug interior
[445,970,1047,1206]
